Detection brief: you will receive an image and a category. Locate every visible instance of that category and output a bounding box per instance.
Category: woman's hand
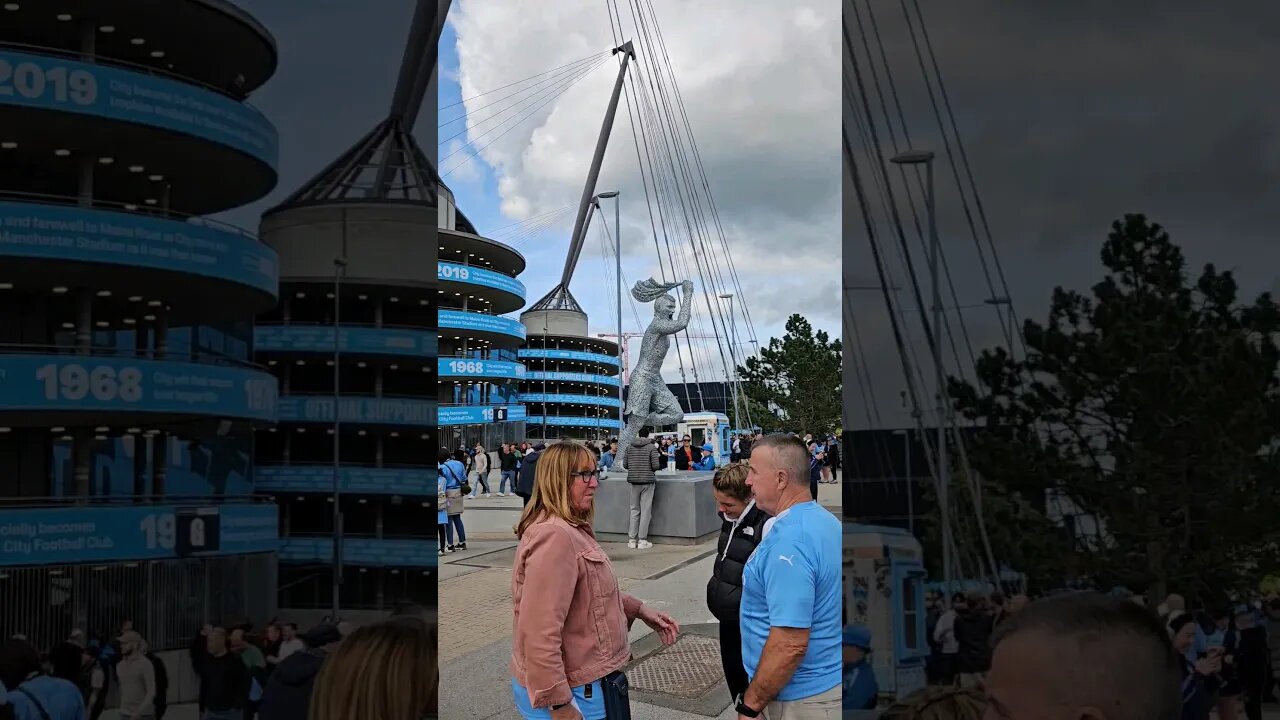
[1194,656,1220,676]
[638,604,680,645]
[550,704,583,720]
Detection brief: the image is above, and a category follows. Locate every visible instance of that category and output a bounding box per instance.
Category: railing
[0,494,272,509]
[0,190,262,243]
[0,40,262,107]
[286,532,436,542]
[0,342,269,372]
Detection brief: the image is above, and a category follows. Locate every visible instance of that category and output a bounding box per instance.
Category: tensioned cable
[856,0,980,388]
[624,0,739,416]
[439,51,609,117]
[439,55,610,173]
[633,0,762,354]
[605,1,700,412]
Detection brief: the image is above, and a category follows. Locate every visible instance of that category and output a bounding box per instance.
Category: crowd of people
[0,608,437,720]
[497,432,843,719]
[836,585,1280,719]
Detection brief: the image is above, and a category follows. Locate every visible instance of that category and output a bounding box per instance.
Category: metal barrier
[0,553,276,653]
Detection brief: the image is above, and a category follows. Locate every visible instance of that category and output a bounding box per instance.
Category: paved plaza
[438,477,844,719]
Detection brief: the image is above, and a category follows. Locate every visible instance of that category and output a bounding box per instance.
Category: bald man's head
[985,593,1180,720]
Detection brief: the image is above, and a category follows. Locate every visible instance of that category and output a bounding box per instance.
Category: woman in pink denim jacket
[509,442,679,720]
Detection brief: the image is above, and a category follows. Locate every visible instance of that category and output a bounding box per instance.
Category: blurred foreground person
[986,593,1180,720]
[878,687,983,720]
[510,442,679,719]
[309,616,436,720]
[0,639,84,720]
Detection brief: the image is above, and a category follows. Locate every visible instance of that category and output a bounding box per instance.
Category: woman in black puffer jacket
[705,462,771,701]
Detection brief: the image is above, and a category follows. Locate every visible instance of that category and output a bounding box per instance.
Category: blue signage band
[524,415,624,429]
[0,502,278,567]
[520,393,622,408]
[0,354,278,422]
[437,358,525,379]
[0,201,279,297]
[525,371,621,387]
[279,537,437,569]
[437,262,526,299]
[276,396,435,426]
[255,325,435,357]
[518,348,620,366]
[254,465,434,496]
[0,49,278,168]
[438,310,526,341]
[437,405,527,426]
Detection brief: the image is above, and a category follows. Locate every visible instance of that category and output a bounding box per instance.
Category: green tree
[738,314,841,435]
[950,215,1280,602]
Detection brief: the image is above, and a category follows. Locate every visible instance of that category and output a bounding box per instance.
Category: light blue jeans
[511,676,605,719]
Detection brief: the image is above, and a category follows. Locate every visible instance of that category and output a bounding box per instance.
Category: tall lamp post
[890,149,950,598]
[331,257,348,619]
[594,190,622,449]
[718,293,741,431]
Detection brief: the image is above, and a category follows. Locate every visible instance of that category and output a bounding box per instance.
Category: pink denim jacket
[510,514,643,708]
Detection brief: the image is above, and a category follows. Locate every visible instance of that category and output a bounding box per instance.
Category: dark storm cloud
[845,0,1280,427]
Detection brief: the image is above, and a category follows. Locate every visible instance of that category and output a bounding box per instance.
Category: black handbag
[601,670,631,720]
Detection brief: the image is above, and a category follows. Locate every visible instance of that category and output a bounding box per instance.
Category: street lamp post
[890,149,951,598]
[984,295,1013,357]
[595,191,622,450]
[719,293,741,431]
[893,428,913,535]
[331,257,348,620]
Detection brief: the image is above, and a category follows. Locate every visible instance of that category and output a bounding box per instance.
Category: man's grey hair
[993,592,1180,720]
[751,433,810,485]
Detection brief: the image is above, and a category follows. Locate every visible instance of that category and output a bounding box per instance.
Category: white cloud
[447,0,840,382]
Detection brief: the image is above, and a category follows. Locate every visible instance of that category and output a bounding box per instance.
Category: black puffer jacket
[258,647,328,720]
[706,502,771,620]
[516,451,540,497]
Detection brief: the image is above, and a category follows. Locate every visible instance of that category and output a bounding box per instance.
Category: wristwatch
[734,693,761,718]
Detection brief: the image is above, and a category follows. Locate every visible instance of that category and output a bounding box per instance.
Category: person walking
[196,628,250,720]
[736,434,842,718]
[438,469,451,556]
[115,631,157,720]
[705,462,770,703]
[439,449,468,551]
[469,443,491,498]
[515,443,545,507]
[624,428,662,550]
[510,442,680,719]
[499,443,519,496]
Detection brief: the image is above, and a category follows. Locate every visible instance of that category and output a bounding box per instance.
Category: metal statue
[611,278,694,471]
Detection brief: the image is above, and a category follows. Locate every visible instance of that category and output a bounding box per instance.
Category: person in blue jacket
[843,624,879,711]
[692,443,716,471]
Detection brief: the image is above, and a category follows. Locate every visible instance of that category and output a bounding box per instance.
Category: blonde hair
[308,617,437,720]
[712,461,751,502]
[514,442,596,538]
[879,686,985,720]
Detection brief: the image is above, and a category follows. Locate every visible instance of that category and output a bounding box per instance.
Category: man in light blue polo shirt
[735,433,842,719]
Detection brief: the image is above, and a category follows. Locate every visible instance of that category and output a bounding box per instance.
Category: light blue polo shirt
[739,500,841,701]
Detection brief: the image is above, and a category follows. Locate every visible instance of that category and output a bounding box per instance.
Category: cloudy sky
[442,0,840,381]
[844,0,1280,429]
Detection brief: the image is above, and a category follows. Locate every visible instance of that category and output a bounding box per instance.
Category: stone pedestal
[592,470,720,545]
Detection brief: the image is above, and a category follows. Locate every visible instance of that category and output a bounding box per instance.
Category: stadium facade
[0,1,281,652]
[436,183,530,449]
